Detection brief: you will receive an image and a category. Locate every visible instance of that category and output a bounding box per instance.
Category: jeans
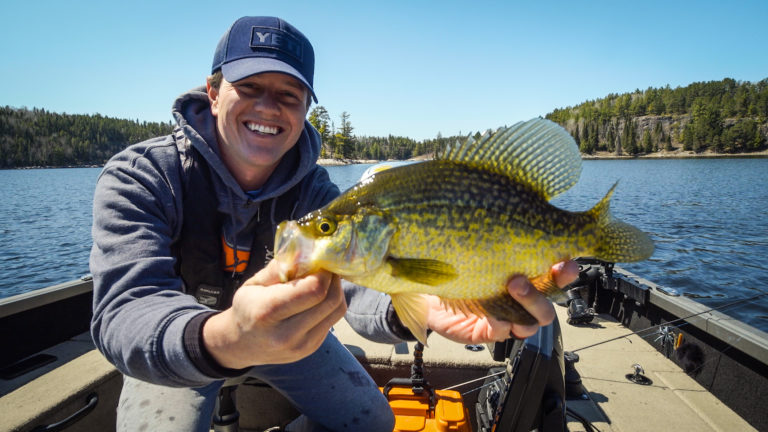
[116,332,394,431]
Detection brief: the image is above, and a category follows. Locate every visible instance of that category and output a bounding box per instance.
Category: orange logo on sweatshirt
[222,236,250,273]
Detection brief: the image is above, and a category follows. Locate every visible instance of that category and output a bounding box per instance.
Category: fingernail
[513,277,530,296]
[552,261,565,274]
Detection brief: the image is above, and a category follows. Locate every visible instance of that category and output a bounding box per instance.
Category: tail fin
[588,183,654,262]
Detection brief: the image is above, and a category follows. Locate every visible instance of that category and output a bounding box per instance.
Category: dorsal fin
[438,118,582,199]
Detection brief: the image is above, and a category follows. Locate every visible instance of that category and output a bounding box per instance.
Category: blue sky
[3,1,767,141]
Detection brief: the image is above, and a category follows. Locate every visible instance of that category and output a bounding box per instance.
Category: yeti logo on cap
[250,26,303,62]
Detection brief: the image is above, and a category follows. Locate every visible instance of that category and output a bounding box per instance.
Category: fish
[274,118,653,344]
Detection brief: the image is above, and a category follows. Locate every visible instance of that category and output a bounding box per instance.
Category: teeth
[247,122,279,135]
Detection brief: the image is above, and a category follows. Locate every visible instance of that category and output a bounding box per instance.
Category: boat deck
[554,305,756,431]
[0,304,758,431]
[334,304,757,431]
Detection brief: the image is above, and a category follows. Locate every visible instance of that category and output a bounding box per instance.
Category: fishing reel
[565,264,599,325]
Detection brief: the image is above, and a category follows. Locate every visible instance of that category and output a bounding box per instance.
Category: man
[90,16,576,431]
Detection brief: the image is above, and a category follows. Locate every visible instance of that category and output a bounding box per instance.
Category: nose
[253,90,281,116]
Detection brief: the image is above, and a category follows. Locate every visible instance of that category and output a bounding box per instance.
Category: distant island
[1,78,766,169]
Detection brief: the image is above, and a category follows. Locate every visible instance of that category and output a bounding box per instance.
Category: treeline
[308,106,459,160]
[4,77,767,169]
[0,106,174,168]
[546,78,768,155]
[0,103,457,169]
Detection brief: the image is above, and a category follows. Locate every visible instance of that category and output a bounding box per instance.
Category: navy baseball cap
[212,16,317,102]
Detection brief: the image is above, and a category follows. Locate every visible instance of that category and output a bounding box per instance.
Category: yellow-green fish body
[275,119,653,343]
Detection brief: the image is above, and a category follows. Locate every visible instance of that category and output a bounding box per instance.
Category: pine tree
[336,112,355,158]
[642,130,654,154]
[308,106,332,157]
[622,120,638,155]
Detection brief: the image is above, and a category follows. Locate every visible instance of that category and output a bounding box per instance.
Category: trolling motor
[565,264,599,325]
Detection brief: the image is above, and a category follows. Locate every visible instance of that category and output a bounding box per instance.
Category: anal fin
[390,293,430,345]
[441,294,539,327]
[530,272,567,304]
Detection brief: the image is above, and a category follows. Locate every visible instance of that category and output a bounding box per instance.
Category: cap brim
[221,58,318,103]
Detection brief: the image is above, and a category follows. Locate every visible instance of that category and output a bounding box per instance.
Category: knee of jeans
[379,410,396,432]
[363,412,394,432]
[366,397,395,432]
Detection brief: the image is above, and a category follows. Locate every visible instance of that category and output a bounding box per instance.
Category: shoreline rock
[316,158,380,166]
[5,152,766,171]
[581,148,768,160]
[318,150,768,166]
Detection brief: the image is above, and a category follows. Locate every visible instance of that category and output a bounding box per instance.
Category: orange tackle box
[382,385,471,432]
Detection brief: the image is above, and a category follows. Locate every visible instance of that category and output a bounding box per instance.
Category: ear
[206,80,219,117]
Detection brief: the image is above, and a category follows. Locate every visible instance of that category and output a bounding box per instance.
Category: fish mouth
[274,221,315,282]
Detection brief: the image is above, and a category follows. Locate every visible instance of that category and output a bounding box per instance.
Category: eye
[315,217,337,236]
[235,82,262,97]
[279,90,304,106]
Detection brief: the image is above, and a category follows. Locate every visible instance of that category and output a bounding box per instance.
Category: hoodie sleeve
[343,282,416,343]
[89,137,219,387]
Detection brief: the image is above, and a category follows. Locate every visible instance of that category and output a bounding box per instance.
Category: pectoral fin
[390,292,430,345]
[387,257,457,286]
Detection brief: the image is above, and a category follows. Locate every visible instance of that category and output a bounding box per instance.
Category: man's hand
[202,259,347,369]
[426,261,579,344]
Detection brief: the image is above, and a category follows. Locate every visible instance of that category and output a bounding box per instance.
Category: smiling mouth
[246,122,281,136]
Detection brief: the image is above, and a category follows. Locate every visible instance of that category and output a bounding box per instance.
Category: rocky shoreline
[316,158,379,166]
[581,148,768,160]
[317,150,768,166]
[6,151,766,171]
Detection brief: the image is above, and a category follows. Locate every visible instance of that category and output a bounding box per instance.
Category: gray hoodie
[90,88,407,387]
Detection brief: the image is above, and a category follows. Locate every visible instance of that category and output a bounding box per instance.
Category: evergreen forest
[1,78,766,169]
[0,107,174,168]
[546,78,767,155]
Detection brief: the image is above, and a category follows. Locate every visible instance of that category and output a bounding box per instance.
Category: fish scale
[275,118,654,344]
[355,162,592,250]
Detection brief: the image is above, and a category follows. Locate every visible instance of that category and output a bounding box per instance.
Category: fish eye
[315,217,337,236]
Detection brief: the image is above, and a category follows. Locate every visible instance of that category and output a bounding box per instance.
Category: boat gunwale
[0,277,93,319]
[611,265,768,365]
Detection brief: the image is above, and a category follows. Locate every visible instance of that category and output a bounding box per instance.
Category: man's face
[207,72,309,186]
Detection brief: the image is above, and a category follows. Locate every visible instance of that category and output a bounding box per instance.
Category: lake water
[0,159,766,332]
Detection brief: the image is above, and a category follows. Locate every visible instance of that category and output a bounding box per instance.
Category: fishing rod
[442,370,505,392]
[570,290,768,353]
[440,290,767,394]
[433,288,766,432]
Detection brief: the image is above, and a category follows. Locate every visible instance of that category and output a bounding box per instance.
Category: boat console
[475,319,567,432]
